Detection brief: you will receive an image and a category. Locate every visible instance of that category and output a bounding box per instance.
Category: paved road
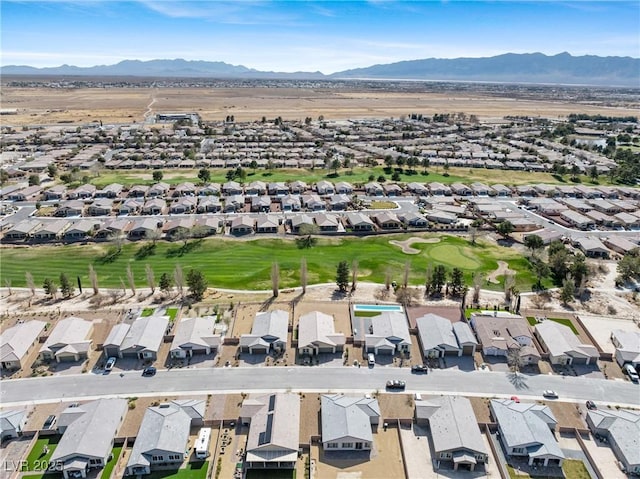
[1,367,638,407]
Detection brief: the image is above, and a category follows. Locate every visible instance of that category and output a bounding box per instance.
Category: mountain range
[2,53,639,87]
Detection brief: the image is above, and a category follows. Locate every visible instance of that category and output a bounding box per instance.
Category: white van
[624,364,639,383]
[368,353,375,366]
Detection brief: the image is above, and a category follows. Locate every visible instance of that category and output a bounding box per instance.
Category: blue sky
[2,1,639,73]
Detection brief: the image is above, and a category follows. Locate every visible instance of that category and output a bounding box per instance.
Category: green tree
[496,220,514,239]
[448,267,465,297]
[43,278,57,299]
[152,170,164,182]
[0,170,8,185]
[571,254,589,289]
[560,276,574,305]
[589,166,599,182]
[296,223,319,249]
[336,261,350,293]
[47,164,58,178]
[530,257,550,290]
[28,174,40,186]
[59,273,74,298]
[197,168,211,184]
[431,264,447,295]
[331,158,341,175]
[524,234,544,254]
[617,248,640,283]
[186,269,208,301]
[159,272,173,293]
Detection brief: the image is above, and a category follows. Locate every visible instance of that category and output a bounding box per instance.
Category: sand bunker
[487,261,516,284]
[389,237,441,254]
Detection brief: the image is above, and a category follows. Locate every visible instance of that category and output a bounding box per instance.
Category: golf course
[0,233,543,292]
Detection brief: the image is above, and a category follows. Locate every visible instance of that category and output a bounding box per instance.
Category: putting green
[425,244,482,269]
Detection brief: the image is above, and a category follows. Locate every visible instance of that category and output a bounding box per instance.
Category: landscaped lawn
[145,462,208,479]
[25,436,60,471]
[1,234,548,293]
[100,446,122,479]
[166,308,179,321]
[507,460,591,479]
[526,317,578,334]
[141,308,155,317]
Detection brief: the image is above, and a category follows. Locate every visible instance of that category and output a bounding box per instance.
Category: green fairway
[88,166,609,189]
[1,234,544,292]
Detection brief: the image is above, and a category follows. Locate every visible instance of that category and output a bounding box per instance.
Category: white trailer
[195,427,212,459]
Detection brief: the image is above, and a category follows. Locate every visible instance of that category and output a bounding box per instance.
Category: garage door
[462,345,475,355]
[252,348,267,354]
[319,347,334,354]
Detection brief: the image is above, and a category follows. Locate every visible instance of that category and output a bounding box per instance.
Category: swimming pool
[353,304,404,313]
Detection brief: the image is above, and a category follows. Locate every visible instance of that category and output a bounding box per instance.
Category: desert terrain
[3,84,640,125]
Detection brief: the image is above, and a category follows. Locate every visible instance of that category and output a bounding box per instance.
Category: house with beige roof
[170,316,223,358]
[40,317,93,363]
[1,320,46,370]
[470,312,539,364]
[297,311,345,356]
[534,321,598,365]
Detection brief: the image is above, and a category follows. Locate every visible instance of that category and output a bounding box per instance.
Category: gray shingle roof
[321,394,380,443]
[535,321,598,360]
[51,399,127,463]
[416,396,487,457]
[587,408,640,468]
[120,316,169,353]
[40,317,92,355]
[491,399,564,460]
[127,403,192,469]
[415,314,459,352]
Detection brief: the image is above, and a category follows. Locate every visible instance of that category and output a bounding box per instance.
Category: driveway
[579,434,626,479]
[398,423,432,479]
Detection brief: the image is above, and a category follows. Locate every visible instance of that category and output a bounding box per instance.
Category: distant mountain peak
[1,53,638,86]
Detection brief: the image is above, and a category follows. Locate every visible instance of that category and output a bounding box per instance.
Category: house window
[341,443,353,449]
[326,443,338,449]
[152,455,164,461]
[512,447,524,454]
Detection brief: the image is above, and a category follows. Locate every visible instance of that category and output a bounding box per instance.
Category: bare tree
[88,264,99,295]
[5,278,12,296]
[351,260,359,292]
[174,264,184,297]
[531,290,551,310]
[145,264,156,294]
[25,271,36,297]
[507,346,525,374]
[469,225,478,245]
[300,257,307,295]
[271,262,279,297]
[396,286,420,306]
[126,264,136,295]
[119,278,127,295]
[384,268,392,291]
[472,272,482,305]
[403,261,411,289]
[424,264,433,297]
[504,273,516,304]
[145,229,161,245]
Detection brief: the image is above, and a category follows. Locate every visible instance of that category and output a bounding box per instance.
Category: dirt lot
[299,393,321,443]
[3,86,640,125]
[312,423,406,479]
[293,301,352,337]
[377,393,414,420]
[544,401,587,430]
